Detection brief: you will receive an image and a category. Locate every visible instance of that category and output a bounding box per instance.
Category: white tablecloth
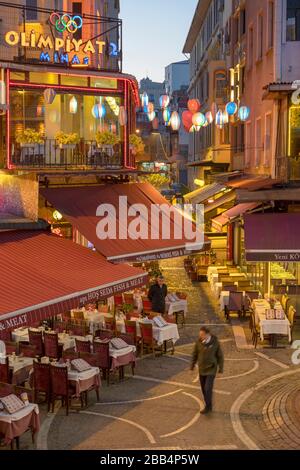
[9,356,33,373]
[118,319,180,346]
[207,266,227,281]
[67,366,100,383]
[165,299,188,316]
[0,403,39,424]
[109,345,136,359]
[252,300,291,342]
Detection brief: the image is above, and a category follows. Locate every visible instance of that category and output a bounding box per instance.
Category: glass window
[255,118,262,166]
[90,77,118,89]
[29,73,58,85]
[25,0,37,21]
[245,121,252,167]
[289,106,300,157]
[215,71,227,101]
[257,14,263,60]
[60,76,88,87]
[248,26,254,68]
[268,1,274,48]
[10,72,26,81]
[287,0,300,41]
[264,113,272,166]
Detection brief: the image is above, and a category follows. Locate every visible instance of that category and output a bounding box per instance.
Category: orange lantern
[188,99,201,114]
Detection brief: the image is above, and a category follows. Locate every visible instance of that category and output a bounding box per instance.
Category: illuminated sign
[4,11,119,67]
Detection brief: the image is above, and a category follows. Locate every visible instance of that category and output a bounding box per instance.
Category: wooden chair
[99,305,109,314]
[288,306,296,343]
[117,331,135,346]
[19,343,37,358]
[93,341,111,386]
[243,291,260,316]
[124,320,140,347]
[288,285,300,295]
[33,362,51,411]
[68,322,88,337]
[250,311,260,348]
[94,329,114,340]
[114,295,123,310]
[78,352,100,403]
[75,338,91,354]
[281,294,289,313]
[104,317,116,333]
[53,321,68,334]
[225,291,243,320]
[140,323,162,357]
[4,341,17,355]
[0,330,12,342]
[142,298,152,314]
[62,350,79,361]
[123,293,134,306]
[0,357,11,383]
[44,332,63,360]
[50,365,80,416]
[28,329,44,356]
[73,310,85,321]
[222,285,237,292]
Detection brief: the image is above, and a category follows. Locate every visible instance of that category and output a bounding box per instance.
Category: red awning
[244,213,300,261]
[41,183,210,263]
[226,177,281,191]
[212,203,260,232]
[0,231,147,333]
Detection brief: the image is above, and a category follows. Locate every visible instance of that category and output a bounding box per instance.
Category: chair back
[19,342,37,358]
[50,365,68,396]
[75,338,91,354]
[228,291,243,311]
[28,329,44,356]
[123,294,134,305]
[79,352,99,367]
[53,321,68,334]
[142,299,152,313]
[125,320,137,342]
[0,357,10,383]
[99,305,109,313]
[0,330,12,342]
[93,341,110,368]
[244,291,260,310]
[62,350,79,361]
[4,341,17,355]
[273,285,288,295]
[94,329,114,340]
[68,322,87,337]
[73,310,85,321]
[44,332,59,359]
[104,317,116,332]
[62,311,72,321]
[288,285,300,295]
[0,381,14,397]
[33,362,50,394]
[288,306,296,327]
[140,323,153,344]
[117,332,135,346]
[286,279,297,286]
[222,285,237,292]
[281,294,289,311]
[114,295,123,306]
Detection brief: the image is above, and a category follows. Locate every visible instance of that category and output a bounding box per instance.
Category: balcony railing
[10,139,124,171]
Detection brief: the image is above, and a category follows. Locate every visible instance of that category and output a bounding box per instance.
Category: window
[248,26,254,68]
[268,1,274,48]
[255,118,262,166]
[72,2,82,40]
[264,113,272,166]
[239,9,246,37]
[215,71,227,100]
[245,121,251,167]
[289,106,300,157]
[287,0,300,41]
[257,14,263,60]
[25,0,37,20]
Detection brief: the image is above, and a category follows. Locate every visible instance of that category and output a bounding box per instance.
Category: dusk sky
[121,0,198,84]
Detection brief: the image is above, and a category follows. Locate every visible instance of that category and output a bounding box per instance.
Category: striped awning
[184,183,227,204]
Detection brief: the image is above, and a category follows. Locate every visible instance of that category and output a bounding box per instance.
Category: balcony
[10,139,124,171]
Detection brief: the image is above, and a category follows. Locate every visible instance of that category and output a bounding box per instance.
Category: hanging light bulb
[163,108,171,123]
[189,125,200,133]
[225,101,238,116]
[44,88,56,105]
[159,94,170,109]
[170,111,181,131]
[205,111,213,124]
[69,96,78,114]
[192,112,206,127]
[92,103,106,119]
[238,106,250,121]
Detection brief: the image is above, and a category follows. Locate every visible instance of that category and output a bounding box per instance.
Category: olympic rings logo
[49,12,83,34]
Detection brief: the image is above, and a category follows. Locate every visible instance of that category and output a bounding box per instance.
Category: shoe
[200,407,212,415]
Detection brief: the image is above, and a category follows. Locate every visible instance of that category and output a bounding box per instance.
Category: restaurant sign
[246,251,300,262]
[4,12,119,67]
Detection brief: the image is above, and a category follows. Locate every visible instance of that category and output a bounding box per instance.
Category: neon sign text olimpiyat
[4,12,119,67]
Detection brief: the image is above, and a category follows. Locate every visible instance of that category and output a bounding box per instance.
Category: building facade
[165,60,189,95]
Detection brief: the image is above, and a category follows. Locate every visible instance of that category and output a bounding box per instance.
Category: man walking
[191,326,224,414]
[148,275,168,314]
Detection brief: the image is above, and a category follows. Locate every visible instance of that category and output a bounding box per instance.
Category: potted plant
[95,131,120,155]
[129,134,145,156]
[16,128,44,150]
[55,131,80,150]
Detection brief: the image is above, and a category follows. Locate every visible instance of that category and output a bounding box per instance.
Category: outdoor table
[9,356,34,385]
[252,299,291,347]
[67,366,101,398]
[165,294,188,316]
[207,266,227,281]
[11,327,43,343]
[213,282,223,298]
[0,403,40,446]
[109,345,136,371]
[219,291,247,311]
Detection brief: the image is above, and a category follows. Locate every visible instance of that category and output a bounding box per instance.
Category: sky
[120,0,198,84]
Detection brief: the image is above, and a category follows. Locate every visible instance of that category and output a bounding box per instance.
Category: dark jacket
[191,335,224,376]
[148,283,168,312]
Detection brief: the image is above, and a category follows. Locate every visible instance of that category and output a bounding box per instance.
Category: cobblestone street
[10,258,300,451]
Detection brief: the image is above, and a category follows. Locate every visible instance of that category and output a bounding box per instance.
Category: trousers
[199,374,215,409]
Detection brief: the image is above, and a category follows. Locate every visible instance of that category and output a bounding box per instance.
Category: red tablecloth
[0,404,40,445]
[111,351,136,370]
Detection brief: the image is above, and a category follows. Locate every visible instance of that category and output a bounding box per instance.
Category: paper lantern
[223,111,229,124]
[152,117,159,130]
[92,103,106,119]
[202,118,209,127]
[188,99,201,114]
[215,110,224,128]
[159,94,170,109]
[182,110,193,130]
[192,112,206,127]
[226,101,238,116]
[163,108,171,123]
[141,92,149,108]
[118,106,127,126]
[170,111,181,131]
[189,125,200,133]
[205,111,213,124]
[44,88,56,105]
[69,96,78,114]
[238,106,250,121]
[148,111,156,122]
[147,102,154,114]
